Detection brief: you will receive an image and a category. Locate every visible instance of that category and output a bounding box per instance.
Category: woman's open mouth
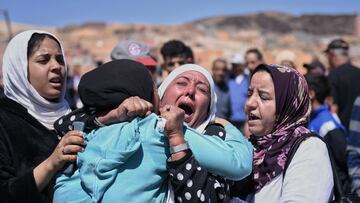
[178,103,194,122]
[49,77,63,88]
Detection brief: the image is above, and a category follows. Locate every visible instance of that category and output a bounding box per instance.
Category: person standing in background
[245,48,264,74]
[212,58,231,120]
[160,40,192,74]
[326,38,360,129]
[228,53,249,131]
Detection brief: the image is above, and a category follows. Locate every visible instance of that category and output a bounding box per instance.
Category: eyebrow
[34,52,63,58]
[258,89,272,97]
[176,75,209,87]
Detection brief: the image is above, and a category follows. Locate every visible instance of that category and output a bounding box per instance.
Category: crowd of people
[0,29,360,203]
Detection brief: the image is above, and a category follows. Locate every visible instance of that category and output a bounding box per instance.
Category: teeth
[50,78,61,83]
[249,113,259,120]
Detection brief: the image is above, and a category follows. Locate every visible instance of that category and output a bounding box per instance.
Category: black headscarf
[78,59,154,111]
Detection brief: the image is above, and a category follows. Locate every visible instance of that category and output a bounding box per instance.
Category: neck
[334,58,349,68]
[312,100,321,111]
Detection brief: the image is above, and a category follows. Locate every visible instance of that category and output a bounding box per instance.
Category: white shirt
[246,137,334,203]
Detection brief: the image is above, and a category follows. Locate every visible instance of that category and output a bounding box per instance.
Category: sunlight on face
[245,70,276,136]
[161,71,210,128]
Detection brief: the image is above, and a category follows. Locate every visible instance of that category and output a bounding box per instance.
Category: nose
[185,83,196,99]
[50,58,63,73]
[245,95,256,113]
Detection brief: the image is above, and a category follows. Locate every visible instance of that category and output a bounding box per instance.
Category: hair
[246,48,263,61]
[329,48,349,57]
[184,45,194,61]
[212,58,227,69]
[27,33,61,59]
[160,40,187,59]
[305,73,330,104]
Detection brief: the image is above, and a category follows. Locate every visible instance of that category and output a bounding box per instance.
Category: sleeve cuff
[167,150,193,169]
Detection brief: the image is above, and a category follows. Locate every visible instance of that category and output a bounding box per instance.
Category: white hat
[230,53,245,64]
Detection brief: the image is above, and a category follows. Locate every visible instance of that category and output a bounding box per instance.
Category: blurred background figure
[212,58,231,119]
[326,38,360,129]
[111,39,159,84]
[245,48,264,73]
[305,73,350,192]
[160,39,193,74]
[275,50,297,69]
[347,95,360,196]
[228,53,249,131]
[184,45,195,64]
[303,59,326,76]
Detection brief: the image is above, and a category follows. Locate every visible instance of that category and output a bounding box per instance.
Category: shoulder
[287,136,331,174]
[296,137,328,156]
[281,136,333,202]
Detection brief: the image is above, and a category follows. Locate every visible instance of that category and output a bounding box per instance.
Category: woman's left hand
[96,96,153,125]
[160,105,184,138]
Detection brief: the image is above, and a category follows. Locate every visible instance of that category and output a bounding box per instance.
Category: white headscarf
[158,64,217,133]
[2,30,71,129]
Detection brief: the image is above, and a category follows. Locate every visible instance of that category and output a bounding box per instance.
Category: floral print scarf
[250,64,312,191]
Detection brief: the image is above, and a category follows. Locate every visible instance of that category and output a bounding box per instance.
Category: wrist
[94,116,107,127]
[168,133,185,146]
[43,158,56,173]
[169,142,189,154]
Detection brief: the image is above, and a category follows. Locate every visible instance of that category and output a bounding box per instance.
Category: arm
[167,123,231,203]
[54,96,153,136]
[281,137,333,202]
[33,130,85,191]
[0,124,42,202]
[183,124,253,181]
[167,151,229,203]
[160,105,252,181]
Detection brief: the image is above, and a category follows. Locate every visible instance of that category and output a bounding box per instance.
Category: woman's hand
[33,130,84,191]
[160,105,187,161]
[97,96,153,125]
[160,105,185,140]
[48,130,85,171]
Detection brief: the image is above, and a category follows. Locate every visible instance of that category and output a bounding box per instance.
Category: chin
[44,93,62,102]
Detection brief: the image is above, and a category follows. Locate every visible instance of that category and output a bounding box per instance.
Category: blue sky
[1,0,359,27]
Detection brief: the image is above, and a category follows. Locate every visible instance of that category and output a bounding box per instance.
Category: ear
[309,90,316,100]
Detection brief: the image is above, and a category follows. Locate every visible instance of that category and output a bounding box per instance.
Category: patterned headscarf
[250,64,312,191]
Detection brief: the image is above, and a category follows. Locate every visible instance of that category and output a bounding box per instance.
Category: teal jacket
[53,113,252,203]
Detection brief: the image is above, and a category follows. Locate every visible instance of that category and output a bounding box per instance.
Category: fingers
[160,105,185,117]
[62,144,84,155]
[59,131,86,163]
[124,96,153,117]
[62,132,86,146]
[62,154,77,162]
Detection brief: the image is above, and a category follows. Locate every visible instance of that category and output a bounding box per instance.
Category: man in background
[228,53,249,131]
[245,48,264,73]
[326,38,360,129]
[212,58,231,119]
[303,59,326,76]
[160,40,193,74]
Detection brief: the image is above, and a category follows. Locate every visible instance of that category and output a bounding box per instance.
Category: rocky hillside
[192,12,357,35]
[1,12,360,74]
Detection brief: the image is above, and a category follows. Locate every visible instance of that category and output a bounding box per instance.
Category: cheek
[197,94,210,112]
[262,107,276,130]
[161,88,178,105]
